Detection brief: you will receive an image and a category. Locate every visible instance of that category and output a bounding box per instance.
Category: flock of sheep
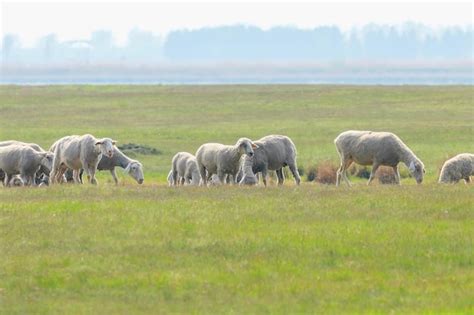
[0,131,472,188]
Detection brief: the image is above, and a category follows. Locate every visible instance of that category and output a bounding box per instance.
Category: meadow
[0,85,473,313]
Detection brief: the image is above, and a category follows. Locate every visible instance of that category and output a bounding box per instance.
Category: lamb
[195,137,258,185]
[49,134,116,185]
[238,135,301,186]
[238,155,258,186]
[0,145,53,186]
[167,170,174,186]
[9,175,25,187]
[171,152,201,186]
[438,153,474,184]
[334,130,425,186]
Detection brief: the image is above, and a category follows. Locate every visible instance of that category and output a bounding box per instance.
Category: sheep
[238,135,301,186]
[438,153,474,184]
[0,140,51,184]
[195,138,258,186]
[9,175,25,187]
[334,130,425,186]
[167,170,174,186]
[171,152,201,186]
[49,134,116,185]
[0,145,53,186]
[95,147,144,184]
[63,147,144,185]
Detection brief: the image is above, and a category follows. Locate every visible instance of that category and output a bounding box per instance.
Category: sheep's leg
[89,168,98,185]
[172,170,179,186]
[336,160,345,187]
[276,169,284,185]
[4,174,10,187]
[217,170,226,185]
[199,166,207,186]
[29,173,37,186]
[464,177,471,184]
[392,166,401,185]
[73,169,81,184]
[261,168,268,187]
[180,177,185,186]
[289,163,301,185]
[367,163,380,185]
[110,169,119,185]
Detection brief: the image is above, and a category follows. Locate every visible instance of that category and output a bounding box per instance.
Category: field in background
[0,85,473,313]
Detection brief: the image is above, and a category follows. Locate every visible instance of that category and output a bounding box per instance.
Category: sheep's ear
[112,140,117,145]
[409,161,416,172]
[251,143,258,149]
[95,141,103,145]
[124,163,132,173]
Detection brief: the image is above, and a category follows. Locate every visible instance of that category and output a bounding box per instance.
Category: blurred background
[1,1,472,84]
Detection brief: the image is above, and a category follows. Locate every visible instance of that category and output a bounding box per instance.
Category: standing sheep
[438,153,474,184]
[334,130,425,186]
[49,134,116,185]
[195,138,258,186]
[0,145,53,186]
[238,135,301,186]
[171,152,201,186]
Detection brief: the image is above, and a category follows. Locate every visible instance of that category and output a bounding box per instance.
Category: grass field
[0,85,473,313]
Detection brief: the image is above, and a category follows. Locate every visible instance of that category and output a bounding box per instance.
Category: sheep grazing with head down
[171,152,201,186]
[238,135,301,186]
[49,134,116,185]
[0,145,53,186]
[196,137,258,186]
[334,130,425,186]
[0,140,52,184]
[238,155,258,186]
[438,153,474,184]
[9,175,25,187]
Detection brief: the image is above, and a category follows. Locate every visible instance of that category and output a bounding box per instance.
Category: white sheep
[238,135,300,186]
[49,134,116,185]
[334,130,425,186]
[438,153,474,184]
[167,170,174,186]
[0,140,51,184]
[9,175,25,187]
[195,138,258,185]
[0,145,53,186]
[171,152,201,186]
[238,155,258,186]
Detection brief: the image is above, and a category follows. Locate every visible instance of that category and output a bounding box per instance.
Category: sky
[1,1,472,47]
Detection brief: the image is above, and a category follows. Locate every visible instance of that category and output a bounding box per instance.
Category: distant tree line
[1,24,472,65]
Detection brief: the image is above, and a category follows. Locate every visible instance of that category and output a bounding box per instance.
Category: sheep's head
[125,161,144,184]
[236,138,258,157]
[41,152,54,172]
[409,160,425,184]
[95,138,116,158]
[189,169,201,186]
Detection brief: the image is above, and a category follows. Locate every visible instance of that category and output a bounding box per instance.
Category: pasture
[0,85,473,313]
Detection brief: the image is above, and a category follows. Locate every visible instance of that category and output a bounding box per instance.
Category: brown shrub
[316,161,337,185]
[376,166,398,184]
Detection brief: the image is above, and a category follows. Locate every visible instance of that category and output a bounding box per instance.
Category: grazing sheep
[238,155,258,186]
[334,130,425,186]
[0,145,53,186]
[439,153,474,184]
[196,138,258,185]
[95,147,144,184]
[171,152,201,186]
[49,134,116,185]
[0,140,51,183]
[9,175,25,187]
[238,135,300,186]
[167,170,174,186]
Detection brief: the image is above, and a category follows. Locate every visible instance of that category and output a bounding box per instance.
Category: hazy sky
[2,1,472,47]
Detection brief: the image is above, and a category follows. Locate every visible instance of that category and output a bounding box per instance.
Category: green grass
[0,85,473,314]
